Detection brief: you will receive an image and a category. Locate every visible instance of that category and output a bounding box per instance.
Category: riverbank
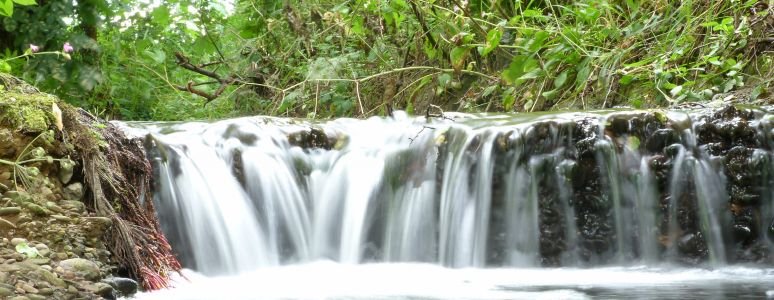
[0,75,179,299]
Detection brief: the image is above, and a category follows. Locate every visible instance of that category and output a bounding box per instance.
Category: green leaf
[423,38,437,59]
[575,62,591,89]
[0,61,11,73]
[669,85,683,97]
[143,49,166,64]
[502,55,539,85]
[482,85,497,97]
[450,47,469,72]
[750,85,766,100]
[553,70,568,88]
[620,75,634,85]
[480,28,502,57]
[437,73,452,87]
[526,30,550,52]
[627,136,641,150]
[542,89,558,100]
[0,0,13,17]
[12,0,34,5]
[15,242,39,258]
[350,15,365,35]
[502,87,516,111]
[150,6,170,27]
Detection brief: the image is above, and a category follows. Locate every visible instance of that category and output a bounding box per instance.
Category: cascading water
[126,106,774,299]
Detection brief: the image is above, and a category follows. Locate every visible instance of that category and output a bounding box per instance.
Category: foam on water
[136,263,774,300]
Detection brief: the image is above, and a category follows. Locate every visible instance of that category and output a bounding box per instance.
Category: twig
[174,52,239,103]
[409,125,436,145]
[426,104,454,121]
[409,0,438,49]
[355,80,364,116]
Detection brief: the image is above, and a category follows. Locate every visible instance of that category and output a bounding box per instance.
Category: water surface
[137,262,774,300]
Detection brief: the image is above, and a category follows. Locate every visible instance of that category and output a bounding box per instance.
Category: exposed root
[62,108,180,290]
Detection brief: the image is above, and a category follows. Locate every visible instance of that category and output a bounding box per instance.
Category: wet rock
[0,207,21,216]
[90,282,115,300]
[63,183,83,201]
[58,258,101,281]
[103,277,138,296]
[645,128,679,153]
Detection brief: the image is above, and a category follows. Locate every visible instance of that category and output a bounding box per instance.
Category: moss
[0,90,57,133]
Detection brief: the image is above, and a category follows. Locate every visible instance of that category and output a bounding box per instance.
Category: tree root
[62,108,180,290]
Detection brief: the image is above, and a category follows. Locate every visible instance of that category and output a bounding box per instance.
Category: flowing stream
[122,108,774,299]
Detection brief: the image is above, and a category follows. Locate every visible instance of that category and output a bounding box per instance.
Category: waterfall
[125,107,774,275]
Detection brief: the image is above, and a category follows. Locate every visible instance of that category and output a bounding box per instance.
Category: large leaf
[554,70,569,88]
[0,61,11,73]
[15,242,39,258]
[501,55,539,85]
[450,46,469,73]
[526,30,550,52]
[150,6,170,27]
[0,0,13,17]
[479,28,502,57]
[12,0,34,5]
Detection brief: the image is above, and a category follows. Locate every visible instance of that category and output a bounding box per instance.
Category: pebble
[36,269,66,288]
[10,238,27,246]
[24,203,49,216]
[37,288,54,296]
[44,202,64,214]
[0,263,21,273]
[50,215,71,223]
[0,207,21,215]
[59,258,101,281]
[28,258,50,265]
[63,183,83,201]
[19,282,38,294]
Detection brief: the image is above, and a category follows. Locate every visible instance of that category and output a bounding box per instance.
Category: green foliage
[2,0,772,120]
[0,0,36,17]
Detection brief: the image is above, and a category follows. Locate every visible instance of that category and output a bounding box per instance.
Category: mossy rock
[0,89,58,133]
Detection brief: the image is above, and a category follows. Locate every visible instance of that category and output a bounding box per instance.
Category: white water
[136,262,774,300]
[120,109,774,298]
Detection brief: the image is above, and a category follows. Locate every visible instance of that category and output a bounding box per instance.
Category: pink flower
[29,44,40,53]
[63,42,74,53]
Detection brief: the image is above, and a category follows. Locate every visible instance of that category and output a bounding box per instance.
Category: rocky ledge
[0,75,178,299]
